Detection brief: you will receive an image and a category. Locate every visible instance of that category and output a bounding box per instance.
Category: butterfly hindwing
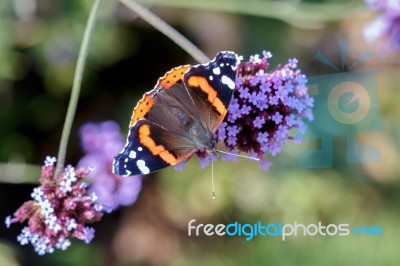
[113,120,172,176]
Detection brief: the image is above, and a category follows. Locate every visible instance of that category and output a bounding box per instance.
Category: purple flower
[220,151,239,162]
[217,51,313,169]
[173,160,187,171]
[236,76,243,87]
[228,105,242,122]
[227,125,240,136]
[257,132,269,143]
[364,0,400,55]
[276,86,289,101]
[269,95,278,105]
[260,81,272,93]
[259,159,272,170]
[257,99,269,111]
[239,87,250,99]
[178,51,313,171]
[241,104,252,115]
[275,125,289,142]
[288,58,298,68]
[249,92,259,105]
[5,216,11,228]
[271,112,283,124]
[197,152,217,169]
[78,121,142,211]
[227,136,238,146]
[66,218,78,231]
[250,76,260,86]
[5,157,106,255]
[263,51,272,58]
[294,134,303,144]
[56,237,71,251]
[217,122,227,141]
[83,227,95,244]
[253,116,265,128]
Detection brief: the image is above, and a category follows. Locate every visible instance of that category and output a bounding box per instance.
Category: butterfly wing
[183,51,238,133]
[129,65,191,127]
[113,119,188,176]
[113,51,238,176]
[113,66,194,176]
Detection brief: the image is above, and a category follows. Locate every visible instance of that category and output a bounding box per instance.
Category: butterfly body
[113,51,238,176]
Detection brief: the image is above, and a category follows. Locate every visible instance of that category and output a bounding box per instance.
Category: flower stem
[54,0,103,179]
[0,163,41,184]
[119,0,210,63]
[138,0,361,24]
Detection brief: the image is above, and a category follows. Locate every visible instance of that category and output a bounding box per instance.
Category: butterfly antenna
[216,149,260,161]
[211,158,216,199]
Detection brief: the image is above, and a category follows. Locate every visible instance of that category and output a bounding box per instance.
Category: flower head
[78,121,142,210]
[5,157,105,255]
[364,0,400,55]
[215,51,313,169]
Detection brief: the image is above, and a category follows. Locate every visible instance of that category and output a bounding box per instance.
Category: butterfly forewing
[129,65,191,128]
[183,51,238,132]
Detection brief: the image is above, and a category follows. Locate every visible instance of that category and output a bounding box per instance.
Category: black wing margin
[184,51,238,108]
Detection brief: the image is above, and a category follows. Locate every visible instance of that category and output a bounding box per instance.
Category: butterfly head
[188,123,217,155]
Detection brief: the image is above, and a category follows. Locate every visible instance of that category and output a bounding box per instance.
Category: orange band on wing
[130,95,155,127]
[138,124,178,165]
[129,65,191,128]
[159,65,191,89]
[186,76,227,117]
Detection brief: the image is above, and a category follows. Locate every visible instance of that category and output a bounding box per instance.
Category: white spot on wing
[129,151,136,159]
[209,75,213,80]
[125,170,132,176]
[138,147,143,151]
[213,67,220,75]
[137,159,150,174]
[124,158,128,163]
[222,75,235,90]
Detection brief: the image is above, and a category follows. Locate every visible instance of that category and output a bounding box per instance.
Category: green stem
[119,0,210,63]
[0,163,41,184]
[54,0,103,179]
[138,0,362,24]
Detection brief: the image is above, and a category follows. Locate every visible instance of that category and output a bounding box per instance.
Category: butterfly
[113,51,239,176]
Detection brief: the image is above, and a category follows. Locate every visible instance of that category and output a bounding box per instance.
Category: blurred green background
[1,0,399,265]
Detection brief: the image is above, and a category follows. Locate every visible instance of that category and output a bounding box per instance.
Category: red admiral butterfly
[113,51,239,177]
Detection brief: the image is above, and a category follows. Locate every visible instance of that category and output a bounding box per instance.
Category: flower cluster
[5,157,105,255]
[78,121,142,210]
[364,0,400,54]
[205,51,313,169]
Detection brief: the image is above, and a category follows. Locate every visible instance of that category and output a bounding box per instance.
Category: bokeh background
[1,0,399,265]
